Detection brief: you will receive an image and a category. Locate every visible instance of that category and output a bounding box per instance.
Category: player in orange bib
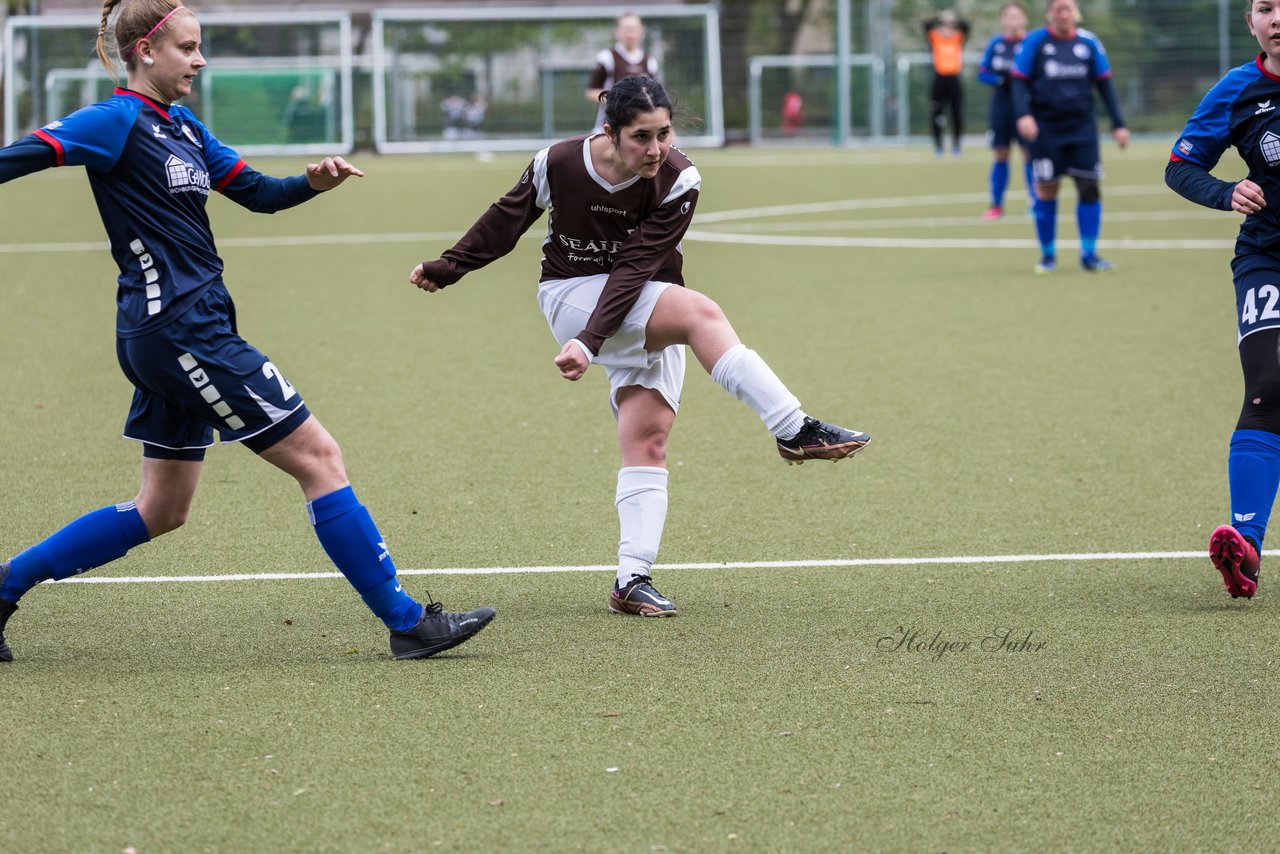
[925,9,971,156]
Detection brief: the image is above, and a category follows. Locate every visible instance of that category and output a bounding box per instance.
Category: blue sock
[1228,429,1280,548]
[1033,198,1057,258]
[1077,200,1102,257]
[1,503,151,604]
[990,161,1009,207]
[308,486,422,632]
[1024,162,1035,203]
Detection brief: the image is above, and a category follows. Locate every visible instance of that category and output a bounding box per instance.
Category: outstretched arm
[411,157,546,292]
[0,136,59,184]
[305,156,363,190]
[220,156,362,214]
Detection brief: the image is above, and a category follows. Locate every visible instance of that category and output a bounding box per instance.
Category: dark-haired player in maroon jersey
[585,12,659,134]
[411,76,870,618]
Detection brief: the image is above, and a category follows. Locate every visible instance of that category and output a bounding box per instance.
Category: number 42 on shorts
[1242,284,1280,327]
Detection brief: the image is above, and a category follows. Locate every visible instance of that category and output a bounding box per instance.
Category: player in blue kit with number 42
[0,0,495,662]
[1166,0,1280,600]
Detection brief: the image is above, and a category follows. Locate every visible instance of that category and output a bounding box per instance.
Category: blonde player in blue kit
[0,0,494,662]
[1011,0,1129,273]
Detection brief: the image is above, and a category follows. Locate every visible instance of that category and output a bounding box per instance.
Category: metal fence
[0,0,1258,148]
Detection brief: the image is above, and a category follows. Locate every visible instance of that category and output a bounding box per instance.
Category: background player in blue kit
[1011,0,1129,273]
[1166,0,1280,600]
[0,0,494,662]
[977,2,1033,220]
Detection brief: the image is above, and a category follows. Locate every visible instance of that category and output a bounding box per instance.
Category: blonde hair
[95,0,190,77]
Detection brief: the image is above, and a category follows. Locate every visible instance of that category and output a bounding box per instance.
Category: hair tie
[127,5,184,60]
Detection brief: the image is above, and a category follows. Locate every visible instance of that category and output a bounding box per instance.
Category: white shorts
[537,274,686,418]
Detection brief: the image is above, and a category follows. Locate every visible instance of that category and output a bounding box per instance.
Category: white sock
[615,466,668,588]
[710,344,805,438]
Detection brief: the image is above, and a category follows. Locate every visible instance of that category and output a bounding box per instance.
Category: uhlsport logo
[165,154,211,195]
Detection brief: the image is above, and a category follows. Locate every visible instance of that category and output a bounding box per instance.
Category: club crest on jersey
[1262,131,1280,167]
[181,124,201,147]
[1072,43,1091,60]
[165,154,211,195]
[1257,101,1275,116]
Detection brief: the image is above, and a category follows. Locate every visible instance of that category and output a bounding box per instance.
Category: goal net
[371,4,724,153]
[3,12,355,156]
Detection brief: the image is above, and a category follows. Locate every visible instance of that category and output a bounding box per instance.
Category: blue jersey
[33,88,242,336]
[25,88,315,338]
[1172,55,1280,255]
[978,33,1023,97]
[1011,27,1113,141]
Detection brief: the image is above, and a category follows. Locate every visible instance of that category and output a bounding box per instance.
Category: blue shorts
[1231,253,1280,343]
[115,280,310,459]
[987,97,1025,150]
[1029,135,1102,183]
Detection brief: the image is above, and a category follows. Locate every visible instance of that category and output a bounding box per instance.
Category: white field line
[5,230,1223,254]
[689,183,1172,224]
[707,207,1228,234]
[0,185,1222,255]
[49,549,1247,585]
[0,231,481,254]
[683,231,1229,250]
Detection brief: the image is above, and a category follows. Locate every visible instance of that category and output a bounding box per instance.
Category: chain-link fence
[725,0,1254,142]
[2,0,1257,147]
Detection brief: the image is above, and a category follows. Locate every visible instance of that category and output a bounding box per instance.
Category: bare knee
[310,434,347,482]
[688,292,728,328]
[617,393,673,468]
[628,428,668,467]
[259,417,350,500]
[296,434,348,497]
[135,497,191,537]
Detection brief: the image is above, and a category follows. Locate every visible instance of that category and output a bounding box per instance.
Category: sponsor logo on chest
[1043,58,1089,79]
[165,153,211,195]
[1260,130,1280,167]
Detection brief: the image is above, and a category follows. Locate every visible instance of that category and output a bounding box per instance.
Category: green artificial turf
[2,142,1273,852]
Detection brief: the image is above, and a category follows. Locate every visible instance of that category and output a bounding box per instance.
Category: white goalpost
[3,11,355,156]
[370,4,724,154]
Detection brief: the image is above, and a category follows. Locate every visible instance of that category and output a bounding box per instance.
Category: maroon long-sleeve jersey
[420,135,700,356]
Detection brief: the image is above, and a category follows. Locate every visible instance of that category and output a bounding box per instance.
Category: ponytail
[95,0,123,75]
[94,0,188,78]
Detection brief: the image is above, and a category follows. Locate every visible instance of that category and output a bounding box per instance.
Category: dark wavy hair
[600,75,672,133]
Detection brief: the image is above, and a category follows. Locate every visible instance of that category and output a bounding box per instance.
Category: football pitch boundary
[0,184,1231,255]
[46,548,1245,585]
